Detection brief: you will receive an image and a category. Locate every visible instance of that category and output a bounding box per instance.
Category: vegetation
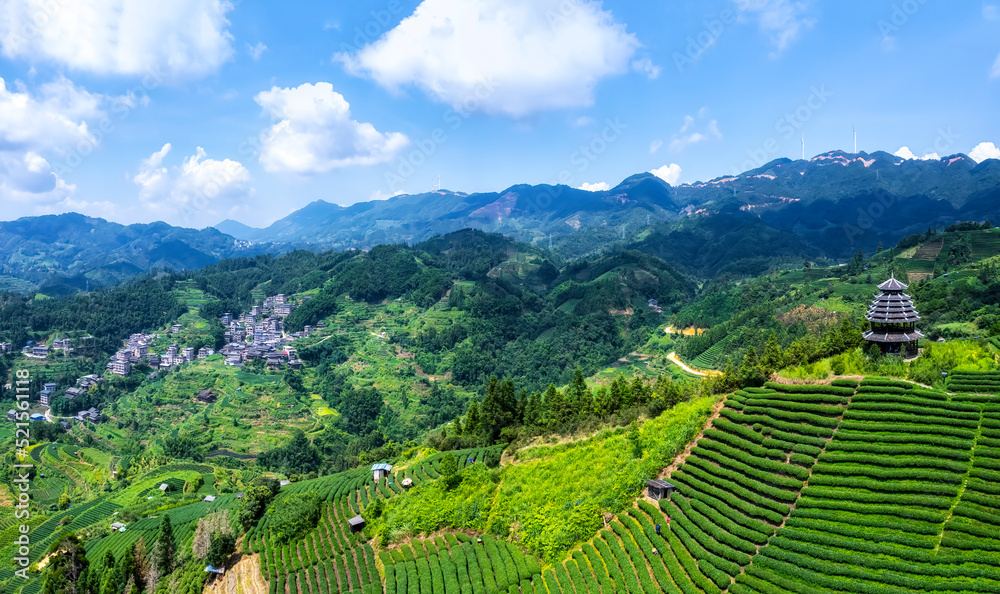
[10,223,1000,593]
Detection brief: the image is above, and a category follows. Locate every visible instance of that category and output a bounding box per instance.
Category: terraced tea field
[247,446,505,594]
[236,377,1000,594]
[17,377,1000,594]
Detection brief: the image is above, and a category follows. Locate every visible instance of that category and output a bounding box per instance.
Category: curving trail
[666,352,721,377]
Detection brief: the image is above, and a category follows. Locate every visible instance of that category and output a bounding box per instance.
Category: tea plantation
[241,376,1000,594]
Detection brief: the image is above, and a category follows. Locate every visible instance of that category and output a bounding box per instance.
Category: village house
[195,390,217,403]
[110,357,132,377]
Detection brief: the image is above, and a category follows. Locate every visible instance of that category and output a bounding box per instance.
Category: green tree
[566,368,592,415]
[340,387,383,434]
[465,400,480,435]
[237,485,275,529]
[762,333,785,373]
[737,346,766,387]
[156,514,175,575]
[206,532,237,567]
[478,376,517,443]
[42,534,90,594]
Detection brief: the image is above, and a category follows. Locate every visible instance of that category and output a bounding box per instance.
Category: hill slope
[0,213,274,293]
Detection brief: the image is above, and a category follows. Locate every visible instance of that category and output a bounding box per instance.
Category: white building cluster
[218,293,308,370]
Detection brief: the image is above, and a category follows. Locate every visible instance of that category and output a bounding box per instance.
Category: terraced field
[380,533,541,594]
[248,446,505,594]
[237,379,1000,594]
[19,377,1000,594]
[691,339,729,371]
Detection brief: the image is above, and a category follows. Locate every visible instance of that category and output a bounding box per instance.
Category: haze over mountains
[3,150,1000,292]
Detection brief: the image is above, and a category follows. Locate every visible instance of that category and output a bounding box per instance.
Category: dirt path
[203,550,268,594]
[666,352,721,377]
[660,399,725,480]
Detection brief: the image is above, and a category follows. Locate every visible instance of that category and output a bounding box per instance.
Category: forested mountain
[218,150,1000,261]
[0,150,996,298]
[0,213,274,294]
[6,224,1000,594]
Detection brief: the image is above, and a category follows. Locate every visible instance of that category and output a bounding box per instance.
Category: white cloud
[631,57,661,80]
[133,143,253,226]
[649,139,663,154]
[894,146,941,161]
[254,82,409,174]
[0,77,102,154]
[984,4,999,20]
[0,0,234,79]
[0,76,111,209]
[992,52,1000,78]
[337,0,640,117]
[733,0,816,55]
[669,112,721,152]
[370,189,407,201]
[650,163,682,185]
[970,142,1000,162]
[578,181,610,192]
[246,42,268,60]
[573,116,596,128]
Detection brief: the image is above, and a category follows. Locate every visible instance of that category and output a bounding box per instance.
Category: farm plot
[733,377,1000,593]
[526,381,851,594]
[248,468,382,594]
[379,533,541,594]
[947,370,1000,395]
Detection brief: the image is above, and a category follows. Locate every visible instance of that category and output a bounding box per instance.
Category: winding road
[667,352,722,377]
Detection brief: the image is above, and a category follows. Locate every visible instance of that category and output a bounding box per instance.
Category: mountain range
[2,149,999,292]
[218,150,1000,258]
[0,213,271,294]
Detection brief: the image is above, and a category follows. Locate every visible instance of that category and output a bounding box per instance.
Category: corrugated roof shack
[645,479,676,500]
[348,515,366,533]
[371,462,392,482]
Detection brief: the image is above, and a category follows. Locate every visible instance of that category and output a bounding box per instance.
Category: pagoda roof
[877,274,908,291]
[863,329,925,343]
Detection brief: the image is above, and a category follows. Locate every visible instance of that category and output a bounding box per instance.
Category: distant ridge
[209,150,1000,259]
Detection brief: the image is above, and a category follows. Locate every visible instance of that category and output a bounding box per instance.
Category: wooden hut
[371,462,393,482]
[645,479,676,500]
[348,515,366,533]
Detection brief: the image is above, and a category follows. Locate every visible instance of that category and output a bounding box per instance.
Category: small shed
[195,390,217,403]
[205,565,225,574]
[371,462,393,482]
[645,479,676,500]
[204,495,216,502]
[110,522,126,532]
[401,478,413,489]
[29,413,45,421]
[279,480,291,487]
[347,515,366,533]
[158,483,170,492]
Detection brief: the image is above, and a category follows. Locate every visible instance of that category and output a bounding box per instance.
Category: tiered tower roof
[866,274,920,324]
[863,274,924,344]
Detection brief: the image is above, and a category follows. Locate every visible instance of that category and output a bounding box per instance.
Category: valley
[4,222,1000,594]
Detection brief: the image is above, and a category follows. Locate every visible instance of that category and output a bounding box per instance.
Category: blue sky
[0,0,997,229]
